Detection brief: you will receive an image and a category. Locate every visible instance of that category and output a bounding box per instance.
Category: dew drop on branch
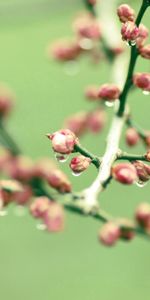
[71,171,82,177]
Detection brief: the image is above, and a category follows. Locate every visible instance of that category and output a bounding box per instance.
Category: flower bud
[133,73,150,92]
[74,16,101,40]
[139,44,150,59]
[117,4,135,23]
[43,202,64,232]
[86,109,106,133]
[0,179,22,206]
[112,163,137,184]
[30,197,50,218]
[118,218,135,241]
[0,84,14,118]
[125,127,140,146]
[132,160,150,182]
[64,112,88,136]
[98,84,120,101]
[145,150,150,162]
[135,202,150,228]
[50,41,81,61]
[14,185,33,205]
[70,155,91,174]
[121,21,139,43]
[47,129,78,154]
[8,155,34,182]
[98,222,120,246]
[85,85,98,101]
[137,24,149,47]
[47,169,71,193]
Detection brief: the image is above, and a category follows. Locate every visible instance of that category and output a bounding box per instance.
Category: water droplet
[135,180,148,188]
[14,205,26,217]
[130,40,136,46]
[71,171,82,177]
[0,209,8,217]
[36,222,46,231]
[64,61,79,76]
[105,101,114,108]
[79,38,93,50]
[143,90,150,96]
[126,41,130,47]
[55,153,69,163]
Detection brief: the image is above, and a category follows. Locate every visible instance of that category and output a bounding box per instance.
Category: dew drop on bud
[125,41,130,47]
[0,209,8,217]
[36,222,46,231]
[64,61,79,76]
[14,205,26,217]
[142,90,150,96]
[71,171,82,177]
[105,101,114,108]
[55,153,69,163]
[135,180,148,188]
[130,40,136,46]
[79,38,93,50]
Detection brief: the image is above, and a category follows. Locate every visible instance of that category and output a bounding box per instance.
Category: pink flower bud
[145,150,150,162]
[139,44,150,59]
[125,127,140,146]
[0,147,12,172]
[88,0,96,5]
[85,85,99,101]
[50,41,81,61]
[121,21,139,43]
[135,202,150,228]
[117,4,135,23]
[118,219,135,241]
[70,155,91,174]
[0,84,14,118]
[98,84,120,101]
[133,73,150,92]
[64,112,88,136]
[74,16,101,40]
[30,197,50,218]
[86,109,106,133]
[132,161,150,182]
[112,163,137,184]
[0,179,22,206]
[47,129,78,154]
[32,158,56,179]
[8,155,34,182]
[137,24,149,47]
[98,222,120,246]
[47,169,71,193]
[43,202,64,232]
[14,185,33,205]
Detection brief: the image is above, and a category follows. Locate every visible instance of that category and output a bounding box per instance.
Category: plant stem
[74,144,100,168]
[117,152,147,162]
[0,122,21,155]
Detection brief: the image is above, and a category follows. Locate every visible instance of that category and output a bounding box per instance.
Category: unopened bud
[112,163,137,184]
[86,109,106,133]
[117,4,135,23]
[145,150,150,162]
[70,155,91,174]
[137,24,149,47]
[47,169,71,193]
[47,129,78,154]
[125,127,140,146]
[85,85,98,101]
[30,197,50,218]
[139,44,150,59]
[135,202,150,228]
[132,160,150,182]
[98,84,120,101]
[43,202,64,232]
[98,222,120,246]
[64,112,88,136]
[121,21,139,43]
[133,73,150,92]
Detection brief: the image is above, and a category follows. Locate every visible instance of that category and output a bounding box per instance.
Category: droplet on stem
[36,222,46,231]
[55,153,69,163]
[135,180,148,188]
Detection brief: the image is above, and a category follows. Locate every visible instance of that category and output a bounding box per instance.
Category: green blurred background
[0,0,150,299]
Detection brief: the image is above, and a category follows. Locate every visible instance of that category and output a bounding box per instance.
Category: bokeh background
[0,0,150,299]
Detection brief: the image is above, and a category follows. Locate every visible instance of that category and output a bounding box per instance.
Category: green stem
[117,152,147,162]
[74,143,100,168]
[0,122,21,155]
[117,0,149,117]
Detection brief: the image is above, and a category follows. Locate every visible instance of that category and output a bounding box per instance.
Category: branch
[74,144,100,168]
